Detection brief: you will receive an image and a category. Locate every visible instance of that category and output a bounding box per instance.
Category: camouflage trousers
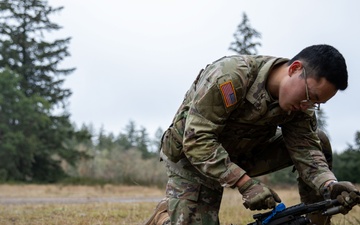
[159,129,332,225]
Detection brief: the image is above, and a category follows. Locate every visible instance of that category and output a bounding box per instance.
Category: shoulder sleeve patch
[220,81,237,107]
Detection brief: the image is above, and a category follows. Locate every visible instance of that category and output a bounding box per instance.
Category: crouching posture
[144,44,359,225]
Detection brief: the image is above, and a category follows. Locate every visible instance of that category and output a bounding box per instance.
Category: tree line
[60,121,167,187]
[0,1,359,186]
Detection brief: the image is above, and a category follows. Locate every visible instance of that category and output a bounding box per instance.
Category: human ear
[288,61,302,77]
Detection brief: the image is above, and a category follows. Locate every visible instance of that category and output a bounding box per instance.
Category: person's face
[279,65,338,112]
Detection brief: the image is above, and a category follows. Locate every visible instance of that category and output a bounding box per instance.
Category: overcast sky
[47,0,360,152]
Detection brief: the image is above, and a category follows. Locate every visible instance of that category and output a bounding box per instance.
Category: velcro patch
[220,81,237,107]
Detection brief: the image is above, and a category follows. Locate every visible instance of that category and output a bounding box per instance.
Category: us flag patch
[220,81,237,107]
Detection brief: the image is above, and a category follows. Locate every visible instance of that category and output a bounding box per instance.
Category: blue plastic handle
[262,203,286,224]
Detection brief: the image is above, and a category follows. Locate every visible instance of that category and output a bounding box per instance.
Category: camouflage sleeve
[182,56,251,188]
[281,111,336,192]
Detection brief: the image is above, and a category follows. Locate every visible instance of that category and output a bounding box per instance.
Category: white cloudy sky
[47,0,360,152]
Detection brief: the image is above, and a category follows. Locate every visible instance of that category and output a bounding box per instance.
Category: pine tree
[0,0,74,103]
[229,12,262,55]
[316,110,329,137]
[116,120,137,150]
[136,126,152,159]
[332,135,360,183]
[153,127,164,152]
[0,0,85,182]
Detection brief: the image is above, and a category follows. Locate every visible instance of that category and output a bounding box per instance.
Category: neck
[267,64,288,99]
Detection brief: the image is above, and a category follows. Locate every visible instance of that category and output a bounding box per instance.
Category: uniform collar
[246,57,289,104]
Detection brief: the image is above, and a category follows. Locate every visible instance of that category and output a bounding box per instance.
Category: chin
[278,102,287,111]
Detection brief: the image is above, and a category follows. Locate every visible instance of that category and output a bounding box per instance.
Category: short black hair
[288,44,348,90]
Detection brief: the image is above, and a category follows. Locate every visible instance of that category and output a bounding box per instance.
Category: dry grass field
[0,184,359,225]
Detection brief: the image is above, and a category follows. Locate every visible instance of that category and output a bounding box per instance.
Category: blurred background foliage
[0,0,359,187]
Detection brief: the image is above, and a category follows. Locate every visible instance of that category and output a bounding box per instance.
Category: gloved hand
[322,181,360,215]
[238,179,281,210]
[323,181,359,199]
[336,191,360,215]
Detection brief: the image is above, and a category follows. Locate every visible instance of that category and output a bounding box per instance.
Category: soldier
[144,44,359,225]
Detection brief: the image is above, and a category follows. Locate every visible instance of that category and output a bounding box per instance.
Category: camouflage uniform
[158,55,336,225]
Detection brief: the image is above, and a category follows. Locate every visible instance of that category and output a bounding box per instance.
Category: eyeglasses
[300,68,320,110]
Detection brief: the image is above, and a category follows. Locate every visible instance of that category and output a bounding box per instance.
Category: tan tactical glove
[322,181,360,215]
[324,181,358,199]
[336,191,360,215]
[238,179,281,210]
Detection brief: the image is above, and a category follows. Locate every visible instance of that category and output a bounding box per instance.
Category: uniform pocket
[161,126,184,163]
[166,176,201,201]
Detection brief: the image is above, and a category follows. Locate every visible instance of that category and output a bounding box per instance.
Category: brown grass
[0,184,359,225]
[0,184,164,198]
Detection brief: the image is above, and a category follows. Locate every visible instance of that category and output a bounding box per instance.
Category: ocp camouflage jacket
[162,55,336,192]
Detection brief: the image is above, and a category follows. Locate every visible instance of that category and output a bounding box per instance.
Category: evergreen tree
[316,110,329,136]
[116,120,137,150]
[0,0,85,182]
[229,12,262,55]
[114,121,156,158]
[97,127,115,151]
[153,127,164,152]
[136,126,152,159]
[354,131,360,148]
[0,0,74,103]
[332,131,360,183]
